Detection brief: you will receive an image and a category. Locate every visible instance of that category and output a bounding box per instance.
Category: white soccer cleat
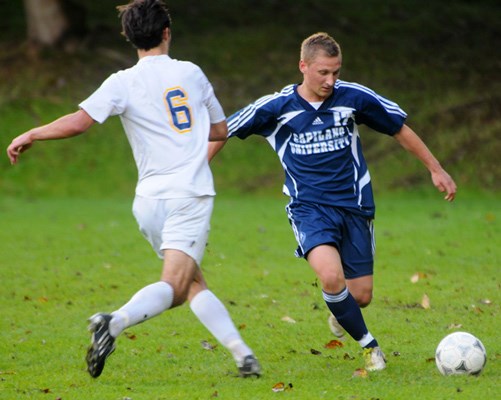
[328,314,346,341]
[363,346,386,371]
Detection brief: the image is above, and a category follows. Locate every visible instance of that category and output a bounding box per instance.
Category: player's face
[299,52,342,101]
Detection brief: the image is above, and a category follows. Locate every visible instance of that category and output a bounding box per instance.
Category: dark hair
[117,0,171,50]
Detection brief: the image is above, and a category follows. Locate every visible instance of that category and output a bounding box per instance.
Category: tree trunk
[23,0,69,46]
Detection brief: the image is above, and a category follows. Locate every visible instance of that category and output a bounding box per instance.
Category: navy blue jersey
[227,80,407,217]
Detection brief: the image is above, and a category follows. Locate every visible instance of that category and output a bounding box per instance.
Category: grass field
[0,191,499,400]
[1,3,499,398]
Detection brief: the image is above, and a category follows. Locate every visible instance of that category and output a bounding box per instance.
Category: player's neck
[297,83,329,103]
[137,43,169,59]
[137,32,170,59]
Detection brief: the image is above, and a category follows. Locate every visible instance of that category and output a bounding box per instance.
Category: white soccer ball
[435,332,487,376]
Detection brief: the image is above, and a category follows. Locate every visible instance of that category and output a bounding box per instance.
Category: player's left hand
[432,170,457,201]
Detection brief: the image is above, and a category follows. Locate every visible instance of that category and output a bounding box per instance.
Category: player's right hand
[7,133,33,164]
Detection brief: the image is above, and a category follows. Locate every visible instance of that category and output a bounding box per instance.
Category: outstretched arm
[7,109,95,165]
[394,124,457,201]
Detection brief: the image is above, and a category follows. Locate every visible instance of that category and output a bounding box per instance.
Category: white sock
[190,289,253,362]
[109,281,174,337]
[358,332,376,348]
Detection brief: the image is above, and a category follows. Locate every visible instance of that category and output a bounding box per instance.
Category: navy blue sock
[323,287,378,348]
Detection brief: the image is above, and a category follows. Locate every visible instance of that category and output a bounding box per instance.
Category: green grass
[0,192,499,399]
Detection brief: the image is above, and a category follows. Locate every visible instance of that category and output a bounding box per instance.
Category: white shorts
[132,195,214,266]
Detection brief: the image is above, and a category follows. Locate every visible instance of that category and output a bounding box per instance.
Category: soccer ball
[435,332,487,376]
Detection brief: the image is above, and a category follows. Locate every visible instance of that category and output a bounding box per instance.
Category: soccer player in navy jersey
[209,32,456,371]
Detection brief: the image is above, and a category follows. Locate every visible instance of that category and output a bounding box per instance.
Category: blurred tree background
[1,0,499,198]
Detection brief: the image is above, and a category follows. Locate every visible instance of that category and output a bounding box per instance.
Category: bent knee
[318,271,346,294]
[354,292,373,308]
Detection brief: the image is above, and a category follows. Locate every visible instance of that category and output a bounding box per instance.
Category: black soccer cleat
[238,355,261,378]
[86,313,116,378]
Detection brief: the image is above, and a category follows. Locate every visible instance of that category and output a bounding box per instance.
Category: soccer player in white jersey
[7,0,260,379]
[209,32,456,371]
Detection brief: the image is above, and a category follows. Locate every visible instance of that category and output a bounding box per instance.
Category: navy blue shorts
[286,201,375,279]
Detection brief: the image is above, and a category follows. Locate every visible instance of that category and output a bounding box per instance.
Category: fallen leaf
[272,382,293,392]
[124,332,137,340]
[411,272,428,283]
[238,323,247,330]
[471,305,484,314]
[421,294,431,309]
[310,348,322,355]
[272,382,285,392]
[343,353,355,360]
[352,368,368,378]
[447,323,462,330]
[281,316,296,324]
[201,340,216,350]
[324,340,344,349]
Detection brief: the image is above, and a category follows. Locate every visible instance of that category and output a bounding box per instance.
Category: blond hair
[300,32,341,62]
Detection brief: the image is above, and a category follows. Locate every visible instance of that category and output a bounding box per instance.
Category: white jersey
[79,55,225,199]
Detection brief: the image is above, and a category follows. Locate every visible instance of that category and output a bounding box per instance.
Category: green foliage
[0,193,499,399]
[1,0,500,197]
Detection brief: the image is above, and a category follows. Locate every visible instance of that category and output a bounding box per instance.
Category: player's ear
[163,27,171,42]
[299,59,307,73]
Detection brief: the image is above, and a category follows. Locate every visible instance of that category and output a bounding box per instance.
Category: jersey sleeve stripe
[228,85,295,135]
[336,80,407,118]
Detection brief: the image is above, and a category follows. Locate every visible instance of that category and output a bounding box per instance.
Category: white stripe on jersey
[336,81,407,118]
[357,170,371,208]
[267,110,302,198]
[228,85,295,134]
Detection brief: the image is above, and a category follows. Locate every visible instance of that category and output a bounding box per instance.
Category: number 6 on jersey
[164,87,192,133]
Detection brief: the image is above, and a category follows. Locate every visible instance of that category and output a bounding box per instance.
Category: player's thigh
[286,201,343,258]
[307,245,346,293]
[161,196,213,266]
[132,195,166,258]
[340,213,374,279]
